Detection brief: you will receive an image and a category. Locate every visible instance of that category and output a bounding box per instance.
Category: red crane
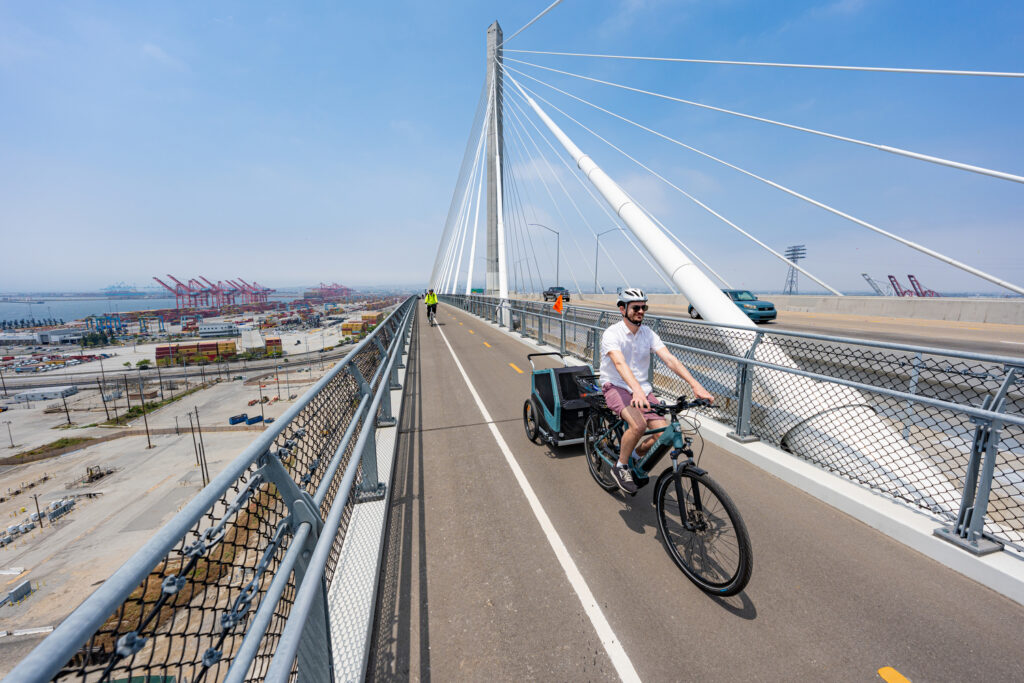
[165,274,203,307]
[887,275,915,297]
[153,276,191,309]
[907,274,940,297]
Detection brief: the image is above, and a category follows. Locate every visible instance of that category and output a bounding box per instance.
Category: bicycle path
[370,303,1024,682]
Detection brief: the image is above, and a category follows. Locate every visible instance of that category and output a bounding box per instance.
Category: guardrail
[8,297,416,683]
[444,294,1024,556]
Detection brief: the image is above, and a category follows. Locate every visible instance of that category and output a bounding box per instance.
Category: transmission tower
[782,245,806,295]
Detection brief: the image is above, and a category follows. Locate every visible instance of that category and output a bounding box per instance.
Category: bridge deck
[369,303,1023,681]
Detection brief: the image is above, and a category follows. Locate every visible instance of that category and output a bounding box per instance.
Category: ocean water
[0,298,181,324]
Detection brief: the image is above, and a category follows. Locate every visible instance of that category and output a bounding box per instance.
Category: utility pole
[138,371,153,449]
[123,375,132,412]
[194,407,210,486]
[3,420,13,448]
[275,366,282,399]
[155,361,165,400]
[0,366,6,397]
[32,494,43,528]
[187,413,203,484]
[95,378,110,421]
[61,394,72,425]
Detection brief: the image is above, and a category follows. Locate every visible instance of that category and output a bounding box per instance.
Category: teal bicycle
[578,378,753,596]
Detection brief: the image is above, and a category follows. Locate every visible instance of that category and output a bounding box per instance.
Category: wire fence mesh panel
[14,299,416,683]
[447,295,1024,550]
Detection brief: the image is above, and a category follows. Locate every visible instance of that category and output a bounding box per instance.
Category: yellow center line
[483,341,492,348]
[509,363,524,374]
[459,322,463,326]
[878,667,911,683]
[468,330,475,334]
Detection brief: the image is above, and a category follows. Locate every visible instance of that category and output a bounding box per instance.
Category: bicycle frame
[592,410,700,487]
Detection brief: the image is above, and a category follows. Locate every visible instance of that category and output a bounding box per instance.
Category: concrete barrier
[511,292,1024,324]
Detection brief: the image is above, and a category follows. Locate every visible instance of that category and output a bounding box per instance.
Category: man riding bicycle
[424,289,438,323]
[600,288,714,494]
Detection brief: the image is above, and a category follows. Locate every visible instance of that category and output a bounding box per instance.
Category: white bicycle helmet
[617,288,648,306]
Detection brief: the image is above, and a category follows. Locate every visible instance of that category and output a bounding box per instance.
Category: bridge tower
[485,22,508,299]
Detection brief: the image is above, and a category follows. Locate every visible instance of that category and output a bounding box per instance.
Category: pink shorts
[602,383,661,421]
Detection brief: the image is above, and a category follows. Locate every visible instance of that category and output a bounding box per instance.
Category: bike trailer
[523,352,595,447]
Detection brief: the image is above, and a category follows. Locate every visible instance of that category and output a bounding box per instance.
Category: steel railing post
[537,311,545,345]
[936,365,1020,555]
[728,331,763,443]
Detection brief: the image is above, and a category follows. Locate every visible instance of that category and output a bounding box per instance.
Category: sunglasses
[628,304,648,312]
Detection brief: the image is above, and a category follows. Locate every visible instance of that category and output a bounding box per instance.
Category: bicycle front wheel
[583,411,619,492]
[654,469,752,596]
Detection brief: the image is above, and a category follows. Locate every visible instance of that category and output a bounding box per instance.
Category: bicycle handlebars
[650,396,711,416]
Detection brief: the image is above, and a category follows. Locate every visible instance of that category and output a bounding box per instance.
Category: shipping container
[228,414,248,425]
[245,415,264,425]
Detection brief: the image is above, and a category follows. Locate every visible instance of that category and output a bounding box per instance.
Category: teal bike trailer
[522,352,595,448]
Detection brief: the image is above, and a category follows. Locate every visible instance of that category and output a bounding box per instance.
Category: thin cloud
[141,42,186,71]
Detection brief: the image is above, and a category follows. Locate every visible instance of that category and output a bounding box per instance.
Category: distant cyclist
[424,289,438,325]
[600,288,714,494]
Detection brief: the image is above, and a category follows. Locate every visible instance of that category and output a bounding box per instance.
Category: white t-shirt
[599,321,666,394]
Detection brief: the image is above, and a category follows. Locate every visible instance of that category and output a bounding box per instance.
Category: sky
[1,1,1022,295]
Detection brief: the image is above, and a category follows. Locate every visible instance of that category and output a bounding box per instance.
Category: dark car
[543,286,570,302]
[688,289,777,323]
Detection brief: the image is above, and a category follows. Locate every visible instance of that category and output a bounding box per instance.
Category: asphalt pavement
[373,303,1024,681]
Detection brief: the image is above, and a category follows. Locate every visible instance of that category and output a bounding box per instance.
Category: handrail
[7,297,416,683]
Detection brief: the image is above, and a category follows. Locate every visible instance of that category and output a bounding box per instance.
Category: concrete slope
[370,303,1024,682]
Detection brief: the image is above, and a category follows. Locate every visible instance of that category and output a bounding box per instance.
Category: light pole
[3,420,12,448]
[529,223,560,288]
[594,227,619,294]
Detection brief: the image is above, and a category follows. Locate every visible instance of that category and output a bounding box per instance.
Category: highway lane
[557,299,1024,359]
[370,302,1024,681]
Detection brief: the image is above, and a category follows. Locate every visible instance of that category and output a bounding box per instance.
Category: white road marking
[436,325,641,683]
[999,341,1024,345]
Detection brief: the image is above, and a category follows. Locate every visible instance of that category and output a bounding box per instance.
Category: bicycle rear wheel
[654,468,752,596]
[583,411,619,492]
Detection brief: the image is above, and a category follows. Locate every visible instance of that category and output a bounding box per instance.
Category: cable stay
[465,150,486,294]
[508,94,676,294]
[505,57,1024,186]
[503,154,545,291]
[497,0,565,48]
[505,65,1024,297]
[504,49,1024,78]
[501,106,588,296]
[506,99,640,295]
[511,77,843,295]
[443,114,488,293]
[506,92,679,294]
[503,140,557,290]
[431,78,492,287]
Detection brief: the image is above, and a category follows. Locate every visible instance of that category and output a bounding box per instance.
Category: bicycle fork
[670,449,707,532]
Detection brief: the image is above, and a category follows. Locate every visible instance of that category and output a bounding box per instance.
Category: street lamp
[594,227,620,294]
[3,420,13,449]
[528,223,560,288]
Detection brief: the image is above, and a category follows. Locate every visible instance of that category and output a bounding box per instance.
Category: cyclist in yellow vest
[424,289,438,324]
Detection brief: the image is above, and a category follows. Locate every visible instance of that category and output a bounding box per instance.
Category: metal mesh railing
[444,294,1024,553]
[12,298,416,683]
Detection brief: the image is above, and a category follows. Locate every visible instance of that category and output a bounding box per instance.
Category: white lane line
[999,341,1024,345]
[436,326,640,683]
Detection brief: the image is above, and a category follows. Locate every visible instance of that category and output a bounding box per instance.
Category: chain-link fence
[10,298,416,683]
[445,294,1024,555]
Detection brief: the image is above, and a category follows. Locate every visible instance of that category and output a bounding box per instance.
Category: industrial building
[198,322,240,337]
[14,386,78,403]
